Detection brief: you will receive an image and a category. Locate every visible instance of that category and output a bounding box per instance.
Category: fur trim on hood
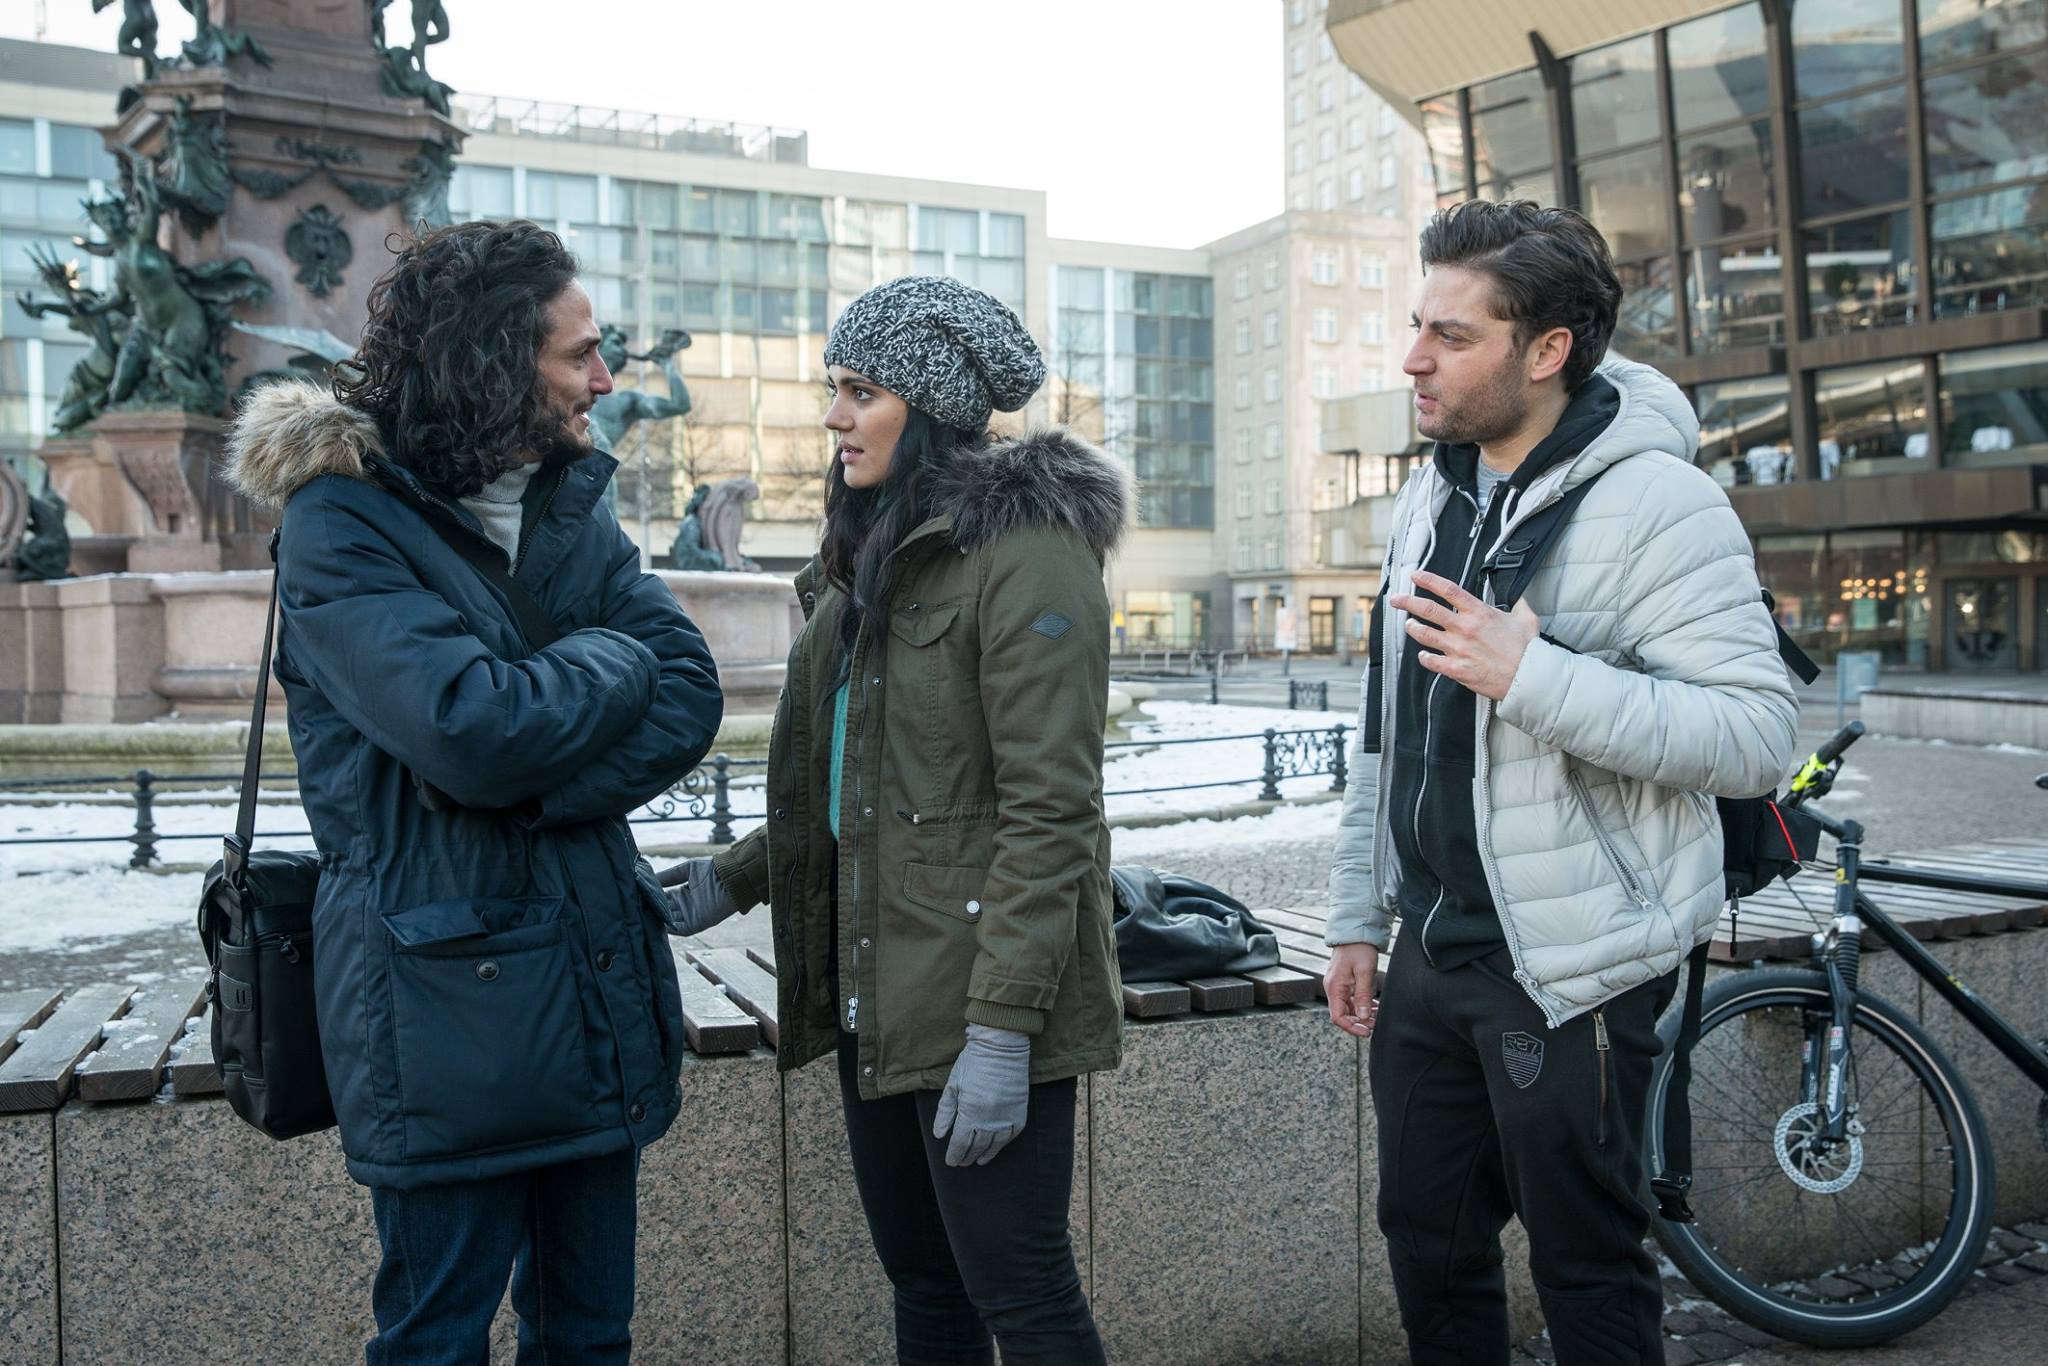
[933,428,1133,560]
[223,381,381,508]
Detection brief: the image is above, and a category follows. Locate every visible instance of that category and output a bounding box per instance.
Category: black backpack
[1481,470,1823,1224]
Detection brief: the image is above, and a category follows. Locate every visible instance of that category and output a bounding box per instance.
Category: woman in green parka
[669,276,1127,1363]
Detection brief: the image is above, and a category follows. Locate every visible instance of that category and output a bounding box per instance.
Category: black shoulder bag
[198,529,336,1139]
[1480,473,1823,1225]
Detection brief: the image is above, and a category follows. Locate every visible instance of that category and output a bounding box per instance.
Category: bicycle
[1646,722,2048,1348]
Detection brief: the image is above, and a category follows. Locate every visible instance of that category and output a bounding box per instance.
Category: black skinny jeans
[834,1030,1105,1366]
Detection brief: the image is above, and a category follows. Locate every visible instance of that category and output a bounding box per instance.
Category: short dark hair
[1418,200,1621,392]
[334,219,581,496]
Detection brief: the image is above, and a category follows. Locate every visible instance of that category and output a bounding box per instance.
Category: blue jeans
[366,1148,640,1365]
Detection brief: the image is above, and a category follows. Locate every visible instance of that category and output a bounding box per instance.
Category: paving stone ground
[1509,1217,2048,1363]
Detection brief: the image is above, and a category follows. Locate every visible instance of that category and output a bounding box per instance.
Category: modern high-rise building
[1328,0,2048,674]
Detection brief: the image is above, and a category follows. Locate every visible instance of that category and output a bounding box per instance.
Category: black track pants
[1369,947,1677,1365]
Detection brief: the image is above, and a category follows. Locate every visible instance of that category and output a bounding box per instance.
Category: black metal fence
[0,723,1351,869]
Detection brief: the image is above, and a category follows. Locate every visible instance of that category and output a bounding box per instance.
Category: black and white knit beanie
[823,275,1046,429]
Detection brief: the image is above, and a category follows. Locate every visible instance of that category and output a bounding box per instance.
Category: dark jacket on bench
[226,382,722,1190]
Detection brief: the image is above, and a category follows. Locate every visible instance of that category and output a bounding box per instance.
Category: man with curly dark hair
[225,219,725,1363]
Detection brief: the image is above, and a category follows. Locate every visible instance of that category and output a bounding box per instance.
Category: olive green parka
[713,429,1131,1098]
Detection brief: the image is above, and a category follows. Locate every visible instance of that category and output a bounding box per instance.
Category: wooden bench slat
[670,958,760,1055]
[1276,947,1332,997]
[169,1006,223,1095]
[1258,907,1331,937]
[1185,976,1255,1012]
[0,984,135,1112]
[1244,965,1320,1005]
[687,949,780,1048]
[75,976,208,1102]
[745,946,777,977]
[0,989,64,1068]
[1121,982,1191,1018]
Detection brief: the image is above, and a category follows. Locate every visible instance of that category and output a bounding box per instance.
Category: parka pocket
[889,600,961,647]
[880,863,989,1075]
[382,897,599,1160]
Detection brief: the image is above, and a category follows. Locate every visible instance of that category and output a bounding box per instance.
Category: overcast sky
[4,1,1284,250]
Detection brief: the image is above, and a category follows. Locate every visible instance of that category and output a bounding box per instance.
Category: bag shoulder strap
[223,529,282,893]
[1482,473,1820,688]
[1652,938,1713,1223]
[1481,472,1604,611]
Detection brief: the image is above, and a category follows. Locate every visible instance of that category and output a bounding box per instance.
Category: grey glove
[932,1023,1031,1167]
[659,857,739,936]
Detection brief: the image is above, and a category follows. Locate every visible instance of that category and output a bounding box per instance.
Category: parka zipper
[513,467,568,576]
[1593,1009,1611,1145]
[1412,488,1487,969]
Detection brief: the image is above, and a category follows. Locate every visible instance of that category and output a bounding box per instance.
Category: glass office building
[1375,0,2048,671]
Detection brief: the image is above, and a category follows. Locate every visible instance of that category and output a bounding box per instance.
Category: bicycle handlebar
[1814,720,1866,766]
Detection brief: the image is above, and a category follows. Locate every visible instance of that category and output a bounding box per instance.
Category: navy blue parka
[225,381,722,1190]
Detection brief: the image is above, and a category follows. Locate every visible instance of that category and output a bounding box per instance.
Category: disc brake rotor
[1774,1102,1864,1194]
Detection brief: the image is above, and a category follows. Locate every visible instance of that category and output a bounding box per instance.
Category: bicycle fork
[1809,815,1868,1146]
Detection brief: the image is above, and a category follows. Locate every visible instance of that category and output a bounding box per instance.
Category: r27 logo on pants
[1502,1031,1544,1089]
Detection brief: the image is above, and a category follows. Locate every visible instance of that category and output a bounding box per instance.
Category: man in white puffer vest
[1323,201,1799,1365]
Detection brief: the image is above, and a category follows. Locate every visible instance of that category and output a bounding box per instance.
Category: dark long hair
[818,405,986,684]
[333,220,580,496]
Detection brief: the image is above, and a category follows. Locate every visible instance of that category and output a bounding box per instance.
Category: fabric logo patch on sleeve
[1029,612,1073,640]
[1502,1031,1544,1089]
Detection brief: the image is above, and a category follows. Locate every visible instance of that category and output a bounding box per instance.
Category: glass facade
[1051,264,1214,530]
[1,114,118,471]
[1414,0,2048,667]
[449,161,1038,537]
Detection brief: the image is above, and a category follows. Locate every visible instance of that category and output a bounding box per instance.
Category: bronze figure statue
[590,326,695,451]
[12,472,74,582]
[174,0,272,69]
[667,484,723,571]
[92,0,160,79]
[373,0,454,115]
[16,242,132,435]
[159,96,233,234]
[72,149,270,417]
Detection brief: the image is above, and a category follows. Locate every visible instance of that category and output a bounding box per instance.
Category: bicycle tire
[1647,966,1995,1348]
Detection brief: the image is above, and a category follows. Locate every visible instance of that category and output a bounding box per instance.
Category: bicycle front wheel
[1647,967,1995,1348]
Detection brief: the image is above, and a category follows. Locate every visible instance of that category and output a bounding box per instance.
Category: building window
[1263,310,1280,346]
[1805,209,1915,337]
[1814,359,1930,479]
[1318,79,1335,112]
[1791,0,1905,103]
[1469,66,1553,198]
[1346,117,1365,150]
[1377,103,1398,138]
[1349,72,1366,99]
[1234,264,1251,299]
[1317,179,1337,210]
[1292,141,1309,174]
[1318,34,1334,62]
[1312,366,1337,398]
[1233,318,1251,355]
[1264,423,1283,457]
[1288,0,1304,26]
[1937,341,2048,470]
[1569,34,1660,159]
[1235,536,1255,572]
[1291,93,1307,125]
[1687,239,1785,352]
[1363,373,1385,393]
[1236,484,1254,517]
[1318,128,1336,162]
[1378,154,1397,189]
[1263,256,1281,289]
[1263,368,1281,403]
[1291,42,1307,76]
[1347,169,1366,202]
[1933,189,2048,320]
[1235,428,1252,462]
[1264,538,1283,570]
[1264,479,1283,514]
[1311,251,1338,285]
[1312,307,1339,341]
[1235,374,1251,408]
[1669,4,1770,132]
[1360,312,1385,343]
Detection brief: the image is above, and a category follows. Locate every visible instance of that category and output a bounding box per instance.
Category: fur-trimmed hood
[931,428,1133,560]
[223,380,379,508]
